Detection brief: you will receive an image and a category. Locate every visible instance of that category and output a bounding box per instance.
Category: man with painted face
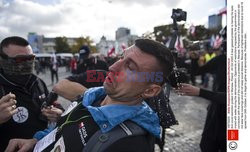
[5,39,174,152]
[0,36,62,151]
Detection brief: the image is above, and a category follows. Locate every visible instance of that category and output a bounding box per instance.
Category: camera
[38,91,58,122]
[40,91,58,108]
[171,8,187,22]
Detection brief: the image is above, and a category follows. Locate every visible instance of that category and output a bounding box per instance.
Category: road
[157,92,210,152]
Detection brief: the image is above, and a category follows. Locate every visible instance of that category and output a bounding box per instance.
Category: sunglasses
[0,53,35,63]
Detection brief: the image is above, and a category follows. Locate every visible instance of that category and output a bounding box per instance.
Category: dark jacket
[196,54,226,148]
[34,87,159,152]
[0,72,49,151]
[77,58,108,74]
[40,103,154,152]
[67,70,107,88]
[196,54,226,92]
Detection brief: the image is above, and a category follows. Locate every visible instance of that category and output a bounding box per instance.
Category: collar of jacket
[82,87,160,138]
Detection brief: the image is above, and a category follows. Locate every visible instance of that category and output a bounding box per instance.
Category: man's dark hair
[136,39,177,152]
[0,36,29,53]
[135,38,174,84]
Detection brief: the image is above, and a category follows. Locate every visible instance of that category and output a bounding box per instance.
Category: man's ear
[141,84,162,99]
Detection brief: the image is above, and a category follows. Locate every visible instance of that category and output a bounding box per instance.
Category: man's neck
[101,95,143,106]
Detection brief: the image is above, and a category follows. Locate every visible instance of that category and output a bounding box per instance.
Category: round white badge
[12,107,29,123]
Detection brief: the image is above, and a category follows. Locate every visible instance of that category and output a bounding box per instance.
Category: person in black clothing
[195,51,226,152]
[175,83,226,152]
[5,39,175,152]
[50,57,59,84]
[176,83,225,105]
[196,51,226,92]
[189,51,199,85]
[176,27,227,152]
[0,36,62,151]
[76,45,108,74]
[176,42,226,152]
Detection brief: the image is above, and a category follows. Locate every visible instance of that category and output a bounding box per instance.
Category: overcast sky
[0,0,225,43]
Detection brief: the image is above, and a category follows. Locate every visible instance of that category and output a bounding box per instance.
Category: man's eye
[119,55,124,60]
[126,63,134,70]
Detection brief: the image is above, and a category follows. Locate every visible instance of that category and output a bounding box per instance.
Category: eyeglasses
[0,53,35,63]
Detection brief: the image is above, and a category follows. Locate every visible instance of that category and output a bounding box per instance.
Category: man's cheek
[126,70,137,82]
[116,72,125,82]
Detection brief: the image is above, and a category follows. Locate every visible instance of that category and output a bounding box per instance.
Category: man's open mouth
[105,73,114,84]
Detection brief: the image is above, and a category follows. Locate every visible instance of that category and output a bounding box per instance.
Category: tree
[142,31,156,40]
[187,25,210,41]
[54,37,71,53]
[70,36,97,54]
[153,24,187,43]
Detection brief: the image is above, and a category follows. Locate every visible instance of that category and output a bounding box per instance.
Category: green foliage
[54,36,97,54]
[187,25,210,41]
[153,24,187,43]
[54,37,71,53]
[152,24,217,49]
[70,36,97,54]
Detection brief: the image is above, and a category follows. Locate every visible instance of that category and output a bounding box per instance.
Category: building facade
[96,27,139,56]
[28,33,78,53]
[27,32,43,53]
[208,14,222,30]
[96,36,115,56]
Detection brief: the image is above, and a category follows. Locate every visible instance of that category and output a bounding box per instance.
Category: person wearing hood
[5,39,174,152]
[76,45,108,74]
[0,36,62,151]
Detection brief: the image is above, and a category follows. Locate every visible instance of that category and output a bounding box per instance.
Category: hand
[5,138,37,152]
[0,93,18,124]
[42,105,63,122]
[174,83,200,96]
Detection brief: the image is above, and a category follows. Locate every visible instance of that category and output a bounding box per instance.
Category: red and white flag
[107,47,115,57]
[218,7,227,15]
[175,36,185,53]
[121,43,126,51]
[213,35,223,49]
[188,24,196,36]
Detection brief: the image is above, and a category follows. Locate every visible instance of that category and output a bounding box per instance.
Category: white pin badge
[12,107,29,123]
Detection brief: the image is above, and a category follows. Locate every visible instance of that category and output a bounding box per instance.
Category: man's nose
[109,59,124,72]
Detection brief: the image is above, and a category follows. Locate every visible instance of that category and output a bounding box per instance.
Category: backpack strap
[83,121,147,152]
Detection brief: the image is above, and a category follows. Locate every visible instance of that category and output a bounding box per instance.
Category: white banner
[227,0,250,151]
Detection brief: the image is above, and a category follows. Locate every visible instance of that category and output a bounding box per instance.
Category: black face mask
[0,54,35,75]
[4,74,32,86]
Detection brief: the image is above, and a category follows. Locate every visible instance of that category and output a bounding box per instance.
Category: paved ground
[155,92,210,152]
[38,68,211,152]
